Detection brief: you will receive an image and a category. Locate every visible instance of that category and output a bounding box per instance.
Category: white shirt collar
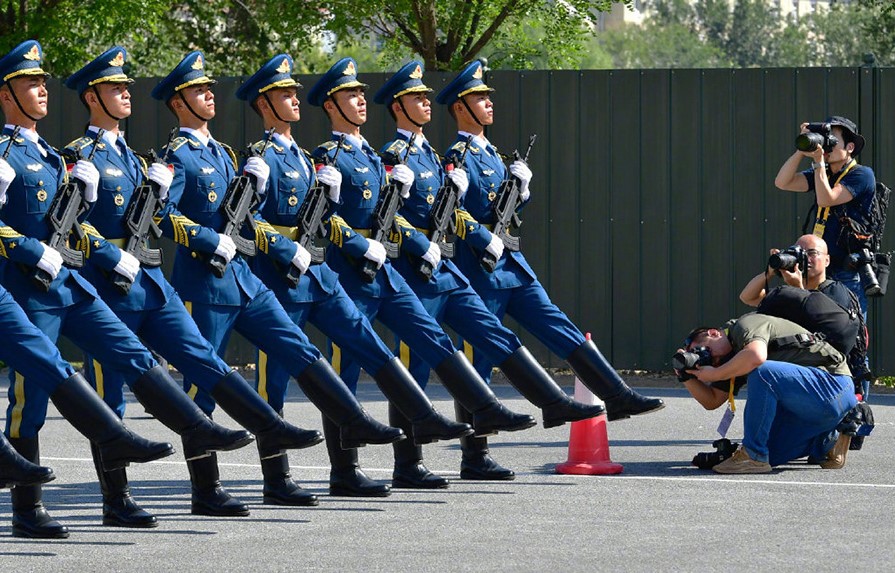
[397,128,426,147]
[458,130,489,150]
[7,124,39,143]
[87,126,123,154]
[181,127,211,147]
[272,131,296,151]
[332,131,366,150]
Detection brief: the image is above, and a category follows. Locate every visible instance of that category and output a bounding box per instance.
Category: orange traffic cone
[555,348,623,475]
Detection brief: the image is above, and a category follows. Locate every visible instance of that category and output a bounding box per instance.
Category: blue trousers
[83,292,232,418]
[258,284,395,409]
[742,361,857,466]
[397,283,520,388]
[184,289,321,415]
[463,279,584,382]
[6,296,157,438]
[831,268,871,398]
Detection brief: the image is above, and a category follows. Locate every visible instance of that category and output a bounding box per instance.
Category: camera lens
[795,132,824,152]
[769,252,798,271]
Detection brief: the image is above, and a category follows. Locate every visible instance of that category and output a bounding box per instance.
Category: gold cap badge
[109,52,125,67]
[472,64,483,79]
[191,56,204,70]
[409,65,423,79]
[343,61,356,76]
[24,45,40,61]
[276,58,290,74]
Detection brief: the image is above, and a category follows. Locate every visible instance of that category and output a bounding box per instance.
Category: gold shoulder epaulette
[385,140,408,156]
[64,136,93,153]
[169,136,189,152]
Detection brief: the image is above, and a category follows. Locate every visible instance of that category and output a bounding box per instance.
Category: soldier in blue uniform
[150,51,404,511]
[0,40,242,539]
[373,61,607,481]
[435,60,664,436]
[307,58,544,488]
[63,47,327,523]
[236,54,472,498]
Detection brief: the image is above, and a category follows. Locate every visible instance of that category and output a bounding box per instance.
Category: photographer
[774,116,875,315]
[676,314,857,474]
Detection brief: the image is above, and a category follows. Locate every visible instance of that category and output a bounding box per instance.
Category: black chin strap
[177,91,212,122]
[330,96,362,128]
[262,93,289,124]
[397,97,424,129]
[460,96,484,127]
[92,86,124,121]
[6,82,41,122]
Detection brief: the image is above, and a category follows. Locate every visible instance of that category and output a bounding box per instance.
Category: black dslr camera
[847,248,882,296]
[795,122,840,154]
[768,244,808,274]
[672,346,712,382]
[692,438,739,470]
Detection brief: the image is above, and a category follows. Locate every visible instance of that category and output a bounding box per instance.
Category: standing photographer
[774,116,875,315]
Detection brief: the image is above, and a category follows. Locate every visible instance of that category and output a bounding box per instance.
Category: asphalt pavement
[1,376,893,572]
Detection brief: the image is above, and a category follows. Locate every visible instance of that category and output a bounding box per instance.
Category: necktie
[118,137,139,179]
[207,141,225,172]
[292,144,309,178]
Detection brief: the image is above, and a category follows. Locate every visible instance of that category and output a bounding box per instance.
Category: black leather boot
[296,358,404,449]
[9,437,69,539]
[323,417,390,497]
[566,339,665,421]
[50,372,174,471]
[0,433,54,488]
[499,347,605,428]
[211,370,323,459]
[390,405,448,489]
[259,449,319,507]
[434,351,536,436]
[455,404,514,480]
[187,453,249,516]
[90,443,157,528]
[130,365,254,460]
[374,358,472,444]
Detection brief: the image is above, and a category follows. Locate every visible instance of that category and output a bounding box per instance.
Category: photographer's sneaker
[712,446,772,474]
[820,434,851,469]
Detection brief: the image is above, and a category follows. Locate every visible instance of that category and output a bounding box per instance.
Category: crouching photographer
[673,313,861,474]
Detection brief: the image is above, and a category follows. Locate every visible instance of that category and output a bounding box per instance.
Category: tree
[595,21,729,69]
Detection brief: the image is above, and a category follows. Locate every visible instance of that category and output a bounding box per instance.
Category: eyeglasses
[805,249,827,258]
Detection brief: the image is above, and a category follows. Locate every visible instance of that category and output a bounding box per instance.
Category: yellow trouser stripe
[181,301,200,400]
[258,351,269,402]
[399,342,411,369]
[10,372,25,438]
[93,359,105,398]
[331,343,342,374]
[463,341,474,363]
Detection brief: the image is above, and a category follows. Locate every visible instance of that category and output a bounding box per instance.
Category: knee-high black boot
[323,416,390,497]
[295,358,404,449]
[211,370,323,459]
[259,447,319,507]
[454,403,514,481]
[187,453,249,516]
[434,351,536,436]
[374,358,472,444]
[9,437,68,539]
[50,372,174,471]
[499,347,605,428]
[129,365,254,460]
[566,340,665,421]
[0,433,53,488]
[390,404,448,489]
[89,443,157,528]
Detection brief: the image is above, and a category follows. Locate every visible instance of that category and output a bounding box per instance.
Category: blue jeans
[742,361,856,466]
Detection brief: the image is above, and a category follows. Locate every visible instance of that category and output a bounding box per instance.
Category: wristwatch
[812,160,826,170]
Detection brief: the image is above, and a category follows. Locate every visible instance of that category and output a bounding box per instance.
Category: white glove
[316,165,342,202]
[509,160,532,201]
[0,157,15,206]
[214,233,236,263]
[244,156,270,193]
[71,159,100,202]
[113,249,140,283]
[363,238,387,268]
[291,241,312,275]
[148,162,173,201]
[390,164,414,199]
[485,231,505,260]
[36,244,63,280]
[447,167,469,199]
[422,240,441,268]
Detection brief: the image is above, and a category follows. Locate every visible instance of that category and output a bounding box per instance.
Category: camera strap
[812,159,858,237]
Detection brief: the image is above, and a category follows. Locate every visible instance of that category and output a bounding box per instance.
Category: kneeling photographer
[674,313,857,474]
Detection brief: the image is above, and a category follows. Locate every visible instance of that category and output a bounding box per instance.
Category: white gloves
[447,167,469,199]
[391,164,414,199]
[363,238,387,268]
[422,240,441,268]
[509,160,532,201]
[37,243,63,280]
[71,159,100,202]
[244,156,270,193]
[0,157,15,206]
[113,249,141,283]
[148,162,173,201]
[291,241,312,275]
[485,231,505,260]
[316,165,342,202]
[214,233,237,263]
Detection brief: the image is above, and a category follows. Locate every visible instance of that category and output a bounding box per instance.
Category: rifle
[282,134,346,287]
[203,128,276,278]
[358,134,416,283]
[480,134,536,272]
[110,128,178,294]
[31,129,104,291]
[414,135,473,281]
